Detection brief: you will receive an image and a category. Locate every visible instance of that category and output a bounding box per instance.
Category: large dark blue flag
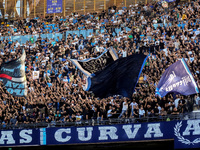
[84,54,147,98]
[156,58,199,98]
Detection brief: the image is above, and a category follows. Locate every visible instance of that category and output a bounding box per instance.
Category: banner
[0,50,27,97]
[0,128,40,146]
[70,48,118,76]
[0,119,200,149]
[45,121,173,145]
[165,0,175,2]
[32,71,40,80]
[84,54,147,98]
[47,0,62,14]
[156,58,199,98]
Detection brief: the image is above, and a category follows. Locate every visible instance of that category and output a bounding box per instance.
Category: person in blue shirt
[51,39,56,46]
[62,55,67,62]
[47,81,52,87]
[56,36,60,42]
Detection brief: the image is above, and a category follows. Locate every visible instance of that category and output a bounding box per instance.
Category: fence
[65,27,131,38]
[1,16,200,44]
[3,17,200,44]
[0,27,132,45]
[1,111,200,130]
[2,17,200,44]
[1,33,64,45]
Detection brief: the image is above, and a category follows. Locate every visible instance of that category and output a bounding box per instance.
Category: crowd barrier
[1,33,64,45]
[153,19,200,29]
[1,19,200,44]
[65,27,131,38]
[0,112,200,149]
[2,19,200,44]
[1,111,200,130]
[0,27,132,45]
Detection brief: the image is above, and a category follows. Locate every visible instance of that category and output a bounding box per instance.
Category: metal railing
[1,111,200,130]
[0,27,132,44]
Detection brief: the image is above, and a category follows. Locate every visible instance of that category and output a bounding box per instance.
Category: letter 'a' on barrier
[182,120,200,136]
[156,58,199,97]
[0,131,15,145]
[144,123,163,138]
[174,120,200,149]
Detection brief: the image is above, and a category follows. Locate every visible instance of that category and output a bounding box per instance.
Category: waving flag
[0,50,27,97]
[156,58,199,98]
[84,54,147,98]
[70,48,118,76]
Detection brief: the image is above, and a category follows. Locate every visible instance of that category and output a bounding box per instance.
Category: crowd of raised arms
[0,0,200,128]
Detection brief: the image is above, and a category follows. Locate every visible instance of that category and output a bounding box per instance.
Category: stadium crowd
[0,0,200,127]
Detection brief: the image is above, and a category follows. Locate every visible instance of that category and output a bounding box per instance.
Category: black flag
[84,54,147,98]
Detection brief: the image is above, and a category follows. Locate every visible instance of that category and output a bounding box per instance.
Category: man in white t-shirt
[87,33,93,39]
[107,106,113,118]
[122,49,127,57]
[195,28,200,36]
[130,100,138,117]
[110,8,115,14]
[62,76,68,83]
[76,113,82,125]
[174,95,180,108]
[139,106,145,118]
[118,98,128,118]
[118,9,124,15]
[15,40,20,48]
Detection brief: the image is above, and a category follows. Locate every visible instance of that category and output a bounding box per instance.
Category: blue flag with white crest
[156,58,199,97]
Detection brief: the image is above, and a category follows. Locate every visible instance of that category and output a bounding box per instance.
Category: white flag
[33,71,40,80]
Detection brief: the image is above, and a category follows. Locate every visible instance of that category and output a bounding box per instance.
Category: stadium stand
[0,0,199,130]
